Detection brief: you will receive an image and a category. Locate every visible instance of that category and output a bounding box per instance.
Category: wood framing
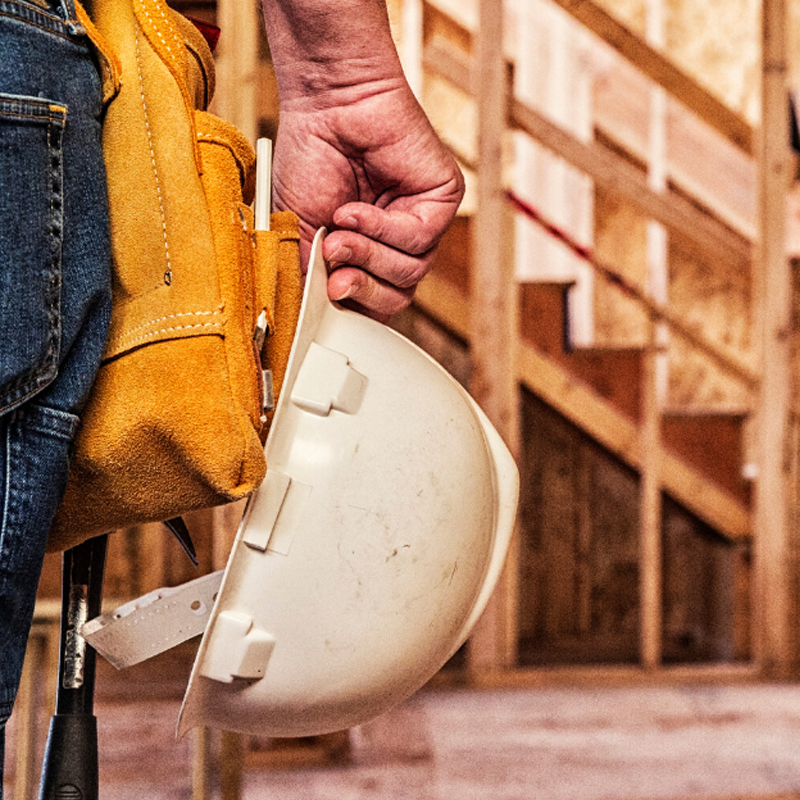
[211,0,261,143]
[465,0,519,673]
[414,273,752,541]
[422,36,753,272]
[753,0,795,677]
[639,333,663,669]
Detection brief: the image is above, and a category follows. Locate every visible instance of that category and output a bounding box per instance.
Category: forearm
[260,0,404,102]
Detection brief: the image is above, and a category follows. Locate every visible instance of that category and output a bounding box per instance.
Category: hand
[270,77,465,322]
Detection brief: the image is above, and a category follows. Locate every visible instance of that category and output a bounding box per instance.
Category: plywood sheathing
[593,185,649,347]
[667,237,753,409]
[593,0,759,123]
[592,162,752,408]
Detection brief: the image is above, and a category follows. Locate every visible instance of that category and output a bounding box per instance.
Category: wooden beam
[752,0,795,678]
[211,0,261,144]
[423,38,753,272]
[466,0,518,673]
[639,2,666,671]
[639,332,663,669]
[550,0,754,155]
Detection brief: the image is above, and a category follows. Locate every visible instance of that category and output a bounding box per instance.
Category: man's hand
[262,0,465,321]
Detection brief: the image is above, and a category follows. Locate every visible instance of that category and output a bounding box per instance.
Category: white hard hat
[82,228,518,737]
[174,229,519,737]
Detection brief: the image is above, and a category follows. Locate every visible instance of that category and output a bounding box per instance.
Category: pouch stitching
[113,319,222,351]
[47,119,57,367]
[138,0,176,64]
[111,309,222,345]
[134,23,172,286]
[136,0,203,172]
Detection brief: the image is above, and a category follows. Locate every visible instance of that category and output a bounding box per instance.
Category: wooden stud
[753,0,794,677]
[219,730,244,800]
[466,0,519,673]
[400,0,424,98]
[192,727,212,800]
[212,0,261,143]
[639,324,663,670]
[639,0,666,672]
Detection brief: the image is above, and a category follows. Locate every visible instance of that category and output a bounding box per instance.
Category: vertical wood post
[191,727,212,800]
[467,0,519,672]
[639,0,666,671]
[753,0,794,677]
[399,0,424,99]
[639,322,663,669]
[212,0,261,144]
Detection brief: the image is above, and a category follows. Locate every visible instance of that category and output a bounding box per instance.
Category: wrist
[262,0,404,102]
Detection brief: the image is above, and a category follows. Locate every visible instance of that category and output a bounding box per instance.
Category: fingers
[324,229,433,290]
[322,229,436,319]
[326,266,416,322]
[333,185,463,255]
[320,196,458,317]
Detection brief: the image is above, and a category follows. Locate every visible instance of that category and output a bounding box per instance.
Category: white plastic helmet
[172,229,518,738]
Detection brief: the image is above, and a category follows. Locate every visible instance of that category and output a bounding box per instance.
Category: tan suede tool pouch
[49,0,302,551]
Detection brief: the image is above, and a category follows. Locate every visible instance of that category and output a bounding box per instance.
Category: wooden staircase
[393,0,800,678]
[414,215,752,535]
[403,208,755,671]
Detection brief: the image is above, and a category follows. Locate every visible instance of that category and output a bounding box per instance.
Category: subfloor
[6,648,800,800]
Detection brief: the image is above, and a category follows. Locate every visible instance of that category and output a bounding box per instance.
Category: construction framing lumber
[753,0,794,677]
[466,0,518,673]
[423,38,753,272]
[639,334,662,670]
[549,0,754,155]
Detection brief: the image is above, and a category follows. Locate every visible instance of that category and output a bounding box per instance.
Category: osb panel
[667,236,752,409]
[593,0,758,122]
[592,185,649,347]
[662,498,747,663]
[517,390,640,666]
[664,0,760,123]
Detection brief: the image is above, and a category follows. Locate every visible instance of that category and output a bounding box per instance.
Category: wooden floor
[6,647,800,800]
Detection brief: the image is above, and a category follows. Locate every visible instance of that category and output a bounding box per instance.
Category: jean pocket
[0,94,67,415]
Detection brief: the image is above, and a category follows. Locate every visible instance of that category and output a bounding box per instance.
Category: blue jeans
[0,0,111,793]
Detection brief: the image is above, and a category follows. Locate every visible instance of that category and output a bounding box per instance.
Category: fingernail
[336,213,358,228]
[329,245,352,265]
[331,284,354,302]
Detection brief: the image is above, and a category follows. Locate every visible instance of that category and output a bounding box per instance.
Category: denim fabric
[0,0,111,793]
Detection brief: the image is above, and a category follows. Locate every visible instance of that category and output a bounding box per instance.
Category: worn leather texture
[49,0,302,551]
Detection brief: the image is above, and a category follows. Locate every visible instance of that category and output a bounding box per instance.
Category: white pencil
[255,137,273,231]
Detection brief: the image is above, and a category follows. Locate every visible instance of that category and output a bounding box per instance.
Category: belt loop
[60,0,84,34]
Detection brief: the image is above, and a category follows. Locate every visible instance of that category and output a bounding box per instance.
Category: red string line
[504,190,639,303]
